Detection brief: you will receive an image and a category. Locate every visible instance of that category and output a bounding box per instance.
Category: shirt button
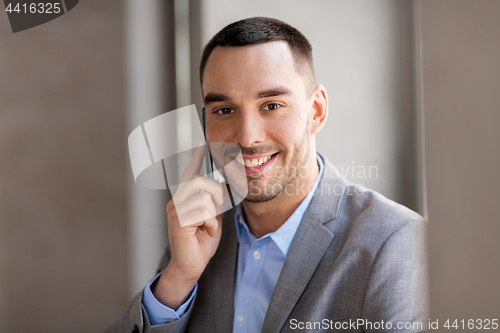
[253,250,261,259]
[237,315,244,323]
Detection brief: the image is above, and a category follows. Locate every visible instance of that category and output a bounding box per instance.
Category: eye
[215,107,235,115]
[262,103,281,111]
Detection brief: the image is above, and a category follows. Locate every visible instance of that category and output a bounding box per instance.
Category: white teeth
[241,155,273,167]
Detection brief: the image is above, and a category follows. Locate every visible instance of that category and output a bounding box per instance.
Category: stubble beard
[243,126,310,203]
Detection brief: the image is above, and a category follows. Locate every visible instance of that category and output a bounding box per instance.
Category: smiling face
[203,41,323,202]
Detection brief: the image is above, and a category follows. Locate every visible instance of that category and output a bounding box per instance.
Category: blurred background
[0,0,498,332]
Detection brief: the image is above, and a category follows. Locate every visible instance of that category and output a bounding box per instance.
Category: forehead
[202,41,305,98]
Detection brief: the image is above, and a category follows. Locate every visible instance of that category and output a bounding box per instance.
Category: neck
[241,153,319,238]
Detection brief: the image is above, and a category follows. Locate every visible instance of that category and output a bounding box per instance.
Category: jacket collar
[300,152,347,224]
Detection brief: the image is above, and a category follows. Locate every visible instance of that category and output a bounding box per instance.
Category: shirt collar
[235,154,325,256]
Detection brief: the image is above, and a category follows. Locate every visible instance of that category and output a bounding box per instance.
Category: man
[107,17,428,333]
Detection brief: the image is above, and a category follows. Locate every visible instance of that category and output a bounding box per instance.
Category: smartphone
[201,107,214,178]
[202,106,236,207]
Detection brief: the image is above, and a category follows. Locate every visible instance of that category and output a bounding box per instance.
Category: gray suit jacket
[106,155,428,333]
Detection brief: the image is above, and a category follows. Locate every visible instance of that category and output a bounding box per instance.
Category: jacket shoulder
[325,183,426,257]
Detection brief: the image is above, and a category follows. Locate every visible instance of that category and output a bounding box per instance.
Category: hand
[153,142,225,309]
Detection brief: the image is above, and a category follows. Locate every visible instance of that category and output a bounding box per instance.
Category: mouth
[233,152,279,175]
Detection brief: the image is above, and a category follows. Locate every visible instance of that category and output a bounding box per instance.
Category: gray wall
[0,1,128,332]
[125,0,176,298]
[422,0,500,324]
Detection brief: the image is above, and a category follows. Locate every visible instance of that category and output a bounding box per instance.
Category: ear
[309,84,328,135]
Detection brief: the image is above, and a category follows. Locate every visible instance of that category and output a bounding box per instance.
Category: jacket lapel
[261,156,347,332]
[208,207,237,333]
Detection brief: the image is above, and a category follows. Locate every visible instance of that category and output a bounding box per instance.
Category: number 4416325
[5,2,62,14]
[444,319,498,330]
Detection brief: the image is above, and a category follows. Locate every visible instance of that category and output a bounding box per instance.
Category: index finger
[180,139,206,183]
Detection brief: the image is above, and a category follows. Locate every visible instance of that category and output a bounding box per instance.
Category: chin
[242,178,289,203]
[243,193,279,203]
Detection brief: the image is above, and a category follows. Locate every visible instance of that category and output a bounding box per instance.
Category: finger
[174,176,224,206]
[180,139,206,183]
[178,208,219,229]
[201,216,219,237]
[166,198,176,216]
[176,191,217,217]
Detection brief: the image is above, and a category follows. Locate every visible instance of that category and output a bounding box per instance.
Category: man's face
[203,41,314,202]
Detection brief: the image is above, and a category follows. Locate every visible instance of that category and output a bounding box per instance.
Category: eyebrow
[203,92,230,105]
[256,87,292,99]
[203,86,293,105]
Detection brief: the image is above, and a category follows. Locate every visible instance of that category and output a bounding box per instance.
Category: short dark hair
[200,17,315,89]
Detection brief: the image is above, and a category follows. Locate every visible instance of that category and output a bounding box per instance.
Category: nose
[236,109,266,148]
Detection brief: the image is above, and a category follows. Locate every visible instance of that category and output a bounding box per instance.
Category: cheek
[206,122,233,143]
[267,114,307,148]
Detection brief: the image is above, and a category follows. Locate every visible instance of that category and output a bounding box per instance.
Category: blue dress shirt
[142,155,324,331]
